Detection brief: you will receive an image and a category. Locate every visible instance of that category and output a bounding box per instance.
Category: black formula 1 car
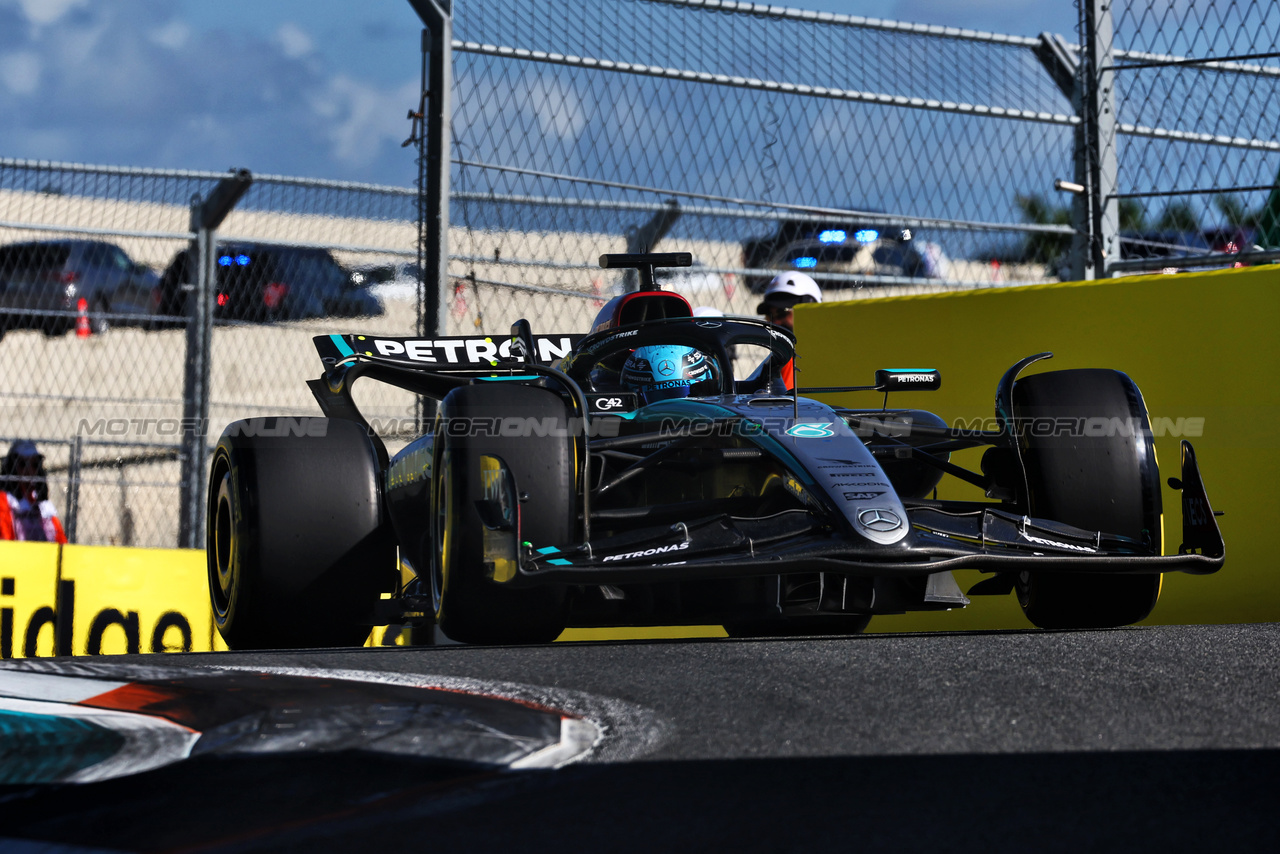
[206,253,1224,648]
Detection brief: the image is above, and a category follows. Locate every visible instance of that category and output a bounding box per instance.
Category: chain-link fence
[1,0,1274,547]
[0,161,418,547]
[443,0,1081,331]
[1101,0,1280,272]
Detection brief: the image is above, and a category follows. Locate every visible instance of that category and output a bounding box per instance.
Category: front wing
[502,440,1224,587]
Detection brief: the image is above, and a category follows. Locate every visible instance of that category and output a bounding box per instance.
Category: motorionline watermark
[77,418,211,438]
[952,415,1205,438]
[649,415,1206,439]
[75,416,626,441]
[74,414,1206,441]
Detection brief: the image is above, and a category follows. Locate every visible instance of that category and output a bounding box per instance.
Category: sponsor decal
[695,321,723,328]
[592,396,627,411]
[2,576,196,658]
[1020,531,1098,553]
[369,335,576,365]
[582,329,638,355]
[386,443,432,490]
[857,508,902,532]
[843,491,886,500]
[657,359,677,377]
[601,542,690,563]
[785,422,835,439]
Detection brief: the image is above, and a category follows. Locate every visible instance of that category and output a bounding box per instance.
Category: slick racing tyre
[208,416,397,649]
[1012,369,1163,629]
[432,383,571,645]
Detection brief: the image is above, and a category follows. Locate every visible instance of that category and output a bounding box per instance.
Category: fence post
[1084,0,1119,277]
[409,0,452,432]
[65,434,82,544]
[179,170,252,550]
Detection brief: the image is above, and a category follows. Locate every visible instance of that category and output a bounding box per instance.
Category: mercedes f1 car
[207,253,1224,648]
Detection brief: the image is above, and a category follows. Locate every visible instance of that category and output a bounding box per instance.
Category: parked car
[0,239,161,340]
[350,261,422,303]
[742,218,946,293]
[158,242,383,323]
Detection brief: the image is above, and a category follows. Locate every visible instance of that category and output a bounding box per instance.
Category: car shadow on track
[1,748,1276,852]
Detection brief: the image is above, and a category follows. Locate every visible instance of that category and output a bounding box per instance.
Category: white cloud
[0,0,421,184]
[275,22,314,59]
[148,20,190,51]
[527,74,587,141]
[16,0,88,26]
[0,50,40,95]
[312,76,418,166]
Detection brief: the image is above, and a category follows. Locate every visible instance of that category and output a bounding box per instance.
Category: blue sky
[0,0,1077,187]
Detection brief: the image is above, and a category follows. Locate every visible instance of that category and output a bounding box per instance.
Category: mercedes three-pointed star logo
[857,508,902,532]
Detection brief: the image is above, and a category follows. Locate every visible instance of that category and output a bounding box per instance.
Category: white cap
[692,306,724,318]
[757,271,822,314]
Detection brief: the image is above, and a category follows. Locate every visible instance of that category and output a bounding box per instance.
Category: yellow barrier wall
[59,545,218,655]
[795,264,1279,631]
[0,541,61,658]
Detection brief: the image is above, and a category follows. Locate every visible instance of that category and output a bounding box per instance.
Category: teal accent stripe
[536,546,560,555]
[547,558,573,566]
[329,334,356,358]
[478,375,540,382]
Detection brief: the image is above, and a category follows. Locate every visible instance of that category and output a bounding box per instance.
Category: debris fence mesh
[1104,0,1280,271]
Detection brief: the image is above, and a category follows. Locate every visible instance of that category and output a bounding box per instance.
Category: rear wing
[314,330,583,373]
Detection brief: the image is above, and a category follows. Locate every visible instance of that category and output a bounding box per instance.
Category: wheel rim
[208,461,236,623]
[431,451,450,621]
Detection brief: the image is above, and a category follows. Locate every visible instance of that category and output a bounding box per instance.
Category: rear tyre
[1012,369,1163,629]
[207,417,397,649]
[432,384,571,645]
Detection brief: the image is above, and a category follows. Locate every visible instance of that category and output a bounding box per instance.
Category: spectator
[0,440,67,544]
[755,272,823,389]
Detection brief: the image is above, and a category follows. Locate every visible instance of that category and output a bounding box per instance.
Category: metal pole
[178,205,213,549]
[413,28,431,433]
[409,0,452,431]
[1085,0,1119,276]
[178,169,252,549]
[65,434,82,544]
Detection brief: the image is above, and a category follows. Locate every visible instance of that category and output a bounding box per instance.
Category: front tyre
[207,417,397,649]
[432,384,571,645]
[1013,369,1163,629]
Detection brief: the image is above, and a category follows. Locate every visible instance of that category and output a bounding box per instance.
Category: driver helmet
[621,344,719,404]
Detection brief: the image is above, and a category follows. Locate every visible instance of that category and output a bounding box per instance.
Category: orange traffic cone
[75,298,91,338]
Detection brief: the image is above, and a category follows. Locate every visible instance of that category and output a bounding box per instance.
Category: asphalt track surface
[3,622,1279,853]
